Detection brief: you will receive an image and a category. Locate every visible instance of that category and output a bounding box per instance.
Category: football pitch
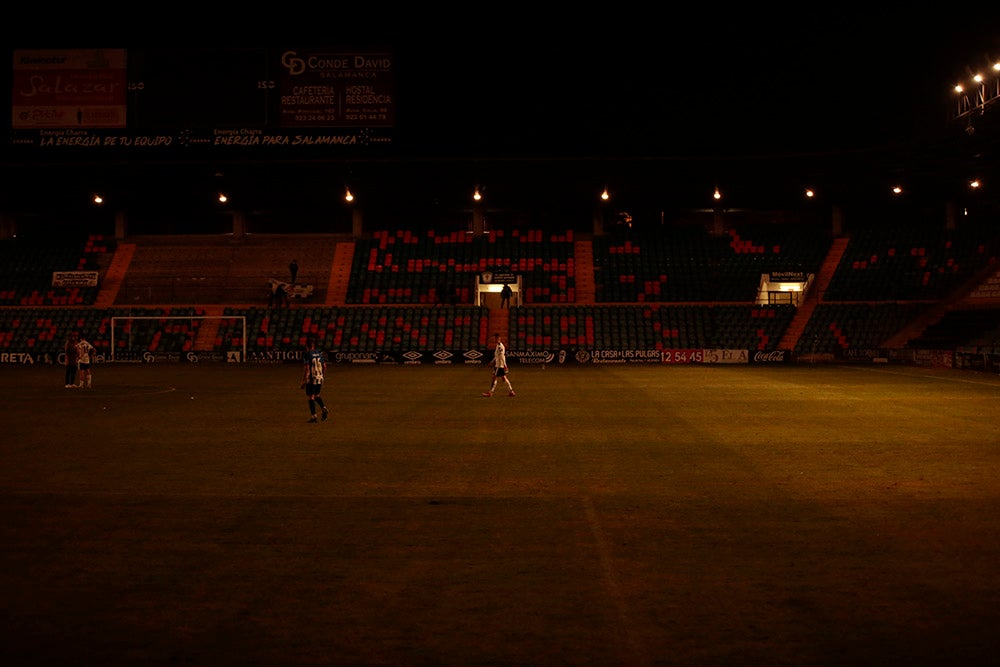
[2,362,1000,665]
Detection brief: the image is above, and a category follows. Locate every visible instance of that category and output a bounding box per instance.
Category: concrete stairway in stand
[573,240,596,304]
[777,236,849,350]
[880,263,1000,348]
[326,241,354,305]
[193,305,226,351]
[487,306,510,342]
[94,242,136,307]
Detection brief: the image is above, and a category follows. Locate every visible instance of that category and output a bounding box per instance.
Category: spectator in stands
[500,282,512,308]
[269,281,289,308]
[76,335,96,389]
[289,259,299,284]
[64,331,80,388]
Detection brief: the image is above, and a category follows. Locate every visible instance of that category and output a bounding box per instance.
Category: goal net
[109,315,246,362]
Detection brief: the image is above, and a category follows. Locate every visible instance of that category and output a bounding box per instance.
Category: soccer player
[482,332,515,397]
[76,335,96,389]
[64,331,80,388]
[301,338,330,423]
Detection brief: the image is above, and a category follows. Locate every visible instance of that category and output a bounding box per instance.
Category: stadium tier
[3,221,1000,366]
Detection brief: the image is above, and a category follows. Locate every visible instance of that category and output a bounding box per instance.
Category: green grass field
[2,362,1000,665]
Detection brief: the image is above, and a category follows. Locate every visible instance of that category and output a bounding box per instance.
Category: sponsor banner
[12,49,127,129]
[509,350,558,365]
[0,352,38,365]
[843,348,897,364]
[749,350,790,364]
[479,271,518,285]
[185,351,228,363]
[130,351,185,364]
[53,271,99,287]
[277,49,394,128]
[662,349,704,364]
[341,350,487,365]
[955,350,1000,372]
[107,351,144,363]
[0,346,788,366]
[910,349,954,368]
[769,271,805,282]
[19,128,389,150]
[331,350,378,364]
[591,349,664,364]
[243,350,302,364]
[268,279,314,300]
[702,349,749,364]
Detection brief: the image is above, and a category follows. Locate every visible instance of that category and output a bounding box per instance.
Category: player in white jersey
[482,333,515,397]
[76,336,96,388]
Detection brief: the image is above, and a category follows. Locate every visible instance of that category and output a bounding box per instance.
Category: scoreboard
[7,47,395,157]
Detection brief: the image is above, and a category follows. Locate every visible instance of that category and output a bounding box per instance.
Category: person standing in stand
[64,331,80,388]
[289,259,299,284]
[482,332,515,397]
[500,282,512,308]
[301,337,330,423]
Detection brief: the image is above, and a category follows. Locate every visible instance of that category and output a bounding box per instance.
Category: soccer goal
[109,315,246,362]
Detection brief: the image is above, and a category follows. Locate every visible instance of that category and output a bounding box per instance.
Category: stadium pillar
[114,210,128,239]
[0,212,14,240]
[593,206,604,236]
[352,207,363,238]
[472,207,485,235]
[232,210,247,237]
[831,205,843,236]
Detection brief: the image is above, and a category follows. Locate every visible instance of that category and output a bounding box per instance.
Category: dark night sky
[373,10,996,162]
[3,10,999,220]
[5,10,997,160]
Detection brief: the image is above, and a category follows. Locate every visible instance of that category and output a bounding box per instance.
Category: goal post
[109,315,246,362]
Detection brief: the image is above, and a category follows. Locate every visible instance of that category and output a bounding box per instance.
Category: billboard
[11,49,127,129]
[7,47,395,154]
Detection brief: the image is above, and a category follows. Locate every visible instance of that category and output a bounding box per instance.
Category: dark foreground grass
[2,362,1000,666]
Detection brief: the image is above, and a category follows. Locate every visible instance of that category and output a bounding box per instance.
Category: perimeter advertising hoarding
[8,47,394,153]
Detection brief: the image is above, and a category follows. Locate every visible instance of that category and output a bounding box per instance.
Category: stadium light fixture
[600,187,610,201]
[92,193,104,205]
[344,186,354,203]
[473,185,482,202]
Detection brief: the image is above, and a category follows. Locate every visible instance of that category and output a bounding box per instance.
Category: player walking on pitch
[482,332,515,397]
[301,338,330,423]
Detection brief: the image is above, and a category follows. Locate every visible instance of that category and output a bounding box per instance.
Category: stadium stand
[218,304,490,357]
[823,220,1000,302]
[592,224,830,303]
[5,216,1000,365]
[348,229,576,305]
[508,304,795,352]
[117,234,343,305]
[0,234,113,306]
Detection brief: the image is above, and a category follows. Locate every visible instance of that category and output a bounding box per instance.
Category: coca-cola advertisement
[750,350,789,364]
